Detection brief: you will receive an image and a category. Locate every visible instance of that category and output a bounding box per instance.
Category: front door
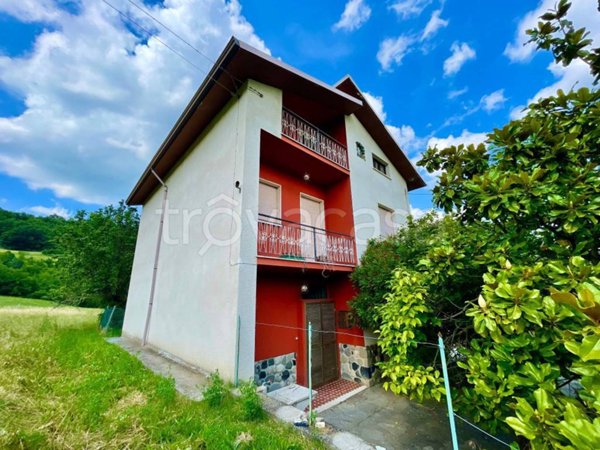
[305,302,338,387]
[300,194,325,260]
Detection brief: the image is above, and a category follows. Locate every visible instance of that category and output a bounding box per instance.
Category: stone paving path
[320,385,510,450]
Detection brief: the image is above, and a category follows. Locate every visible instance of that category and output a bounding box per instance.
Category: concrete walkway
[108,338,508,450]
[108,337,208,400]
[320,385,509,450]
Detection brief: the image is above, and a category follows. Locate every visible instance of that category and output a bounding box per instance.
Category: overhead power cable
[124,0,244,92]
[100,0,238,97]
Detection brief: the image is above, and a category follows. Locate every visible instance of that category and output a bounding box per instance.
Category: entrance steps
[267,383,316,406]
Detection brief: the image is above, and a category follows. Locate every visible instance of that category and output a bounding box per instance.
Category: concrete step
[267,384,316,406]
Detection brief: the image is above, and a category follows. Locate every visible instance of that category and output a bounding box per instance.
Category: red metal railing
[257,214,356,266]
[281,108,349,170]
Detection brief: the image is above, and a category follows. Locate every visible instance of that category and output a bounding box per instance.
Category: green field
[0,248,51,261]
[0,295,59,308]
[0,297,323,449]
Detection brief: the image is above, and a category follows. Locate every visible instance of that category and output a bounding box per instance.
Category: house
[122,37,425,393]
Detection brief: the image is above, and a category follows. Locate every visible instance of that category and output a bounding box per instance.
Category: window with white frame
[258,180,281,220]
[378,204,396,236]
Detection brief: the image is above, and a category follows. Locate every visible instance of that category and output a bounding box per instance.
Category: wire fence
[255,320,513,449]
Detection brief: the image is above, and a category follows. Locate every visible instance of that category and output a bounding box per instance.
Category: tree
[356,2,600,448]
[56,202,139,307]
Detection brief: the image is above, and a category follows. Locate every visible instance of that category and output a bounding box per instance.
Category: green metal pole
[439,333,459,450]
[308,321,313,426]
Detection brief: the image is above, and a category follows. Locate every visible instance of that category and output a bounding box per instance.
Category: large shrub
[358,2,600,448]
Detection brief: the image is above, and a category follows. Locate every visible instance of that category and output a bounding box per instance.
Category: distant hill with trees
[0,208,66,252]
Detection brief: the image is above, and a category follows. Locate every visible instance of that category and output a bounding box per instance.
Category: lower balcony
[257,214,356,268]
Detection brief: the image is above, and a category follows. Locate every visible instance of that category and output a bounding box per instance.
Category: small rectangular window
[378,205,396,236]
[356,142,365,159]
[372,155,388,176]
[259,180,281,220]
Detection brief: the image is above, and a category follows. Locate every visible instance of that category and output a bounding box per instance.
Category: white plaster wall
[122,80,281,381]
[345,114,410,258]
[234,80,282,381]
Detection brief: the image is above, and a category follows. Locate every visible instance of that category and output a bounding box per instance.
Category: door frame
[303,299,339,388]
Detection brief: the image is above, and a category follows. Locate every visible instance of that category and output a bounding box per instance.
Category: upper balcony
[281,108,349,171]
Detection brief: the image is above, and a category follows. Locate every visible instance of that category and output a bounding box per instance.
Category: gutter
[142,168,168,346]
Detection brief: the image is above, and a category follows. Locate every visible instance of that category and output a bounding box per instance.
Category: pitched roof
[127,38,424,205]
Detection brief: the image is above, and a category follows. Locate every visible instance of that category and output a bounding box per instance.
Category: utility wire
[255,321,439,347]
[100,0,238,97]
[453,413,512,448]
[124,0,251,95]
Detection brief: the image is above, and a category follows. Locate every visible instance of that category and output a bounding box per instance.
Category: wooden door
[306,302,338,387]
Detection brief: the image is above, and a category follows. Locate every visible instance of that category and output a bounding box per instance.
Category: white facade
[345,113,410,258]
[122,80,281,381]
[123,77,414,381]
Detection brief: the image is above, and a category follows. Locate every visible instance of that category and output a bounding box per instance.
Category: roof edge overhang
[127,38,363,205]
[334,75,426,191]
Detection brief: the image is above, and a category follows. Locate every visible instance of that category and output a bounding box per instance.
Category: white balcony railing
[281,108,349,170]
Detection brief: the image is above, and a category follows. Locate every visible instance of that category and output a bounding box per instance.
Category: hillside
[0,208,66,252]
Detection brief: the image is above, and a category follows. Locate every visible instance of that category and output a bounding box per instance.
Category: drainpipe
[142,169,168,346]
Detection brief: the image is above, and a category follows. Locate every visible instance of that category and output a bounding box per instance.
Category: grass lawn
[0,295,59,308]
[0,248,51,261]
[0,300,324,449]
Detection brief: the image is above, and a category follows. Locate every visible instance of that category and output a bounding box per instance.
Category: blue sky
[0,0,598,218]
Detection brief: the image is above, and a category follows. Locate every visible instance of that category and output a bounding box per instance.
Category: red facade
[254,100,363,388]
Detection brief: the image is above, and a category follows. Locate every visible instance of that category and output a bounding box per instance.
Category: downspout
[142,169,168,346]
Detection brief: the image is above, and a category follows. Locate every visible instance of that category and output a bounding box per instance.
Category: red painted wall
[260,163,355,237]
[255,272,306,383]
[329,274,363,346]
[260,163,326,225]
[255,271,363,386]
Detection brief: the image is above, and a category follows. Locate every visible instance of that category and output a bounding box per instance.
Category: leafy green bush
[240,380,265,420]
[377,269,444,402]
[203,371,228,408]
[360,3,600,448]
[239,380,265,421]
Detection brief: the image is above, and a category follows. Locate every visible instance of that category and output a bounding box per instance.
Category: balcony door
[300,194,325,261]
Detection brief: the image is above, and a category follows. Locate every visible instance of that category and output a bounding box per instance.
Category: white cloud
[377,35,414,71]
[480,89,507,112]
[504,0,600,63]
[389,0,432,19]
[427,129,488,150]
[333,0,371,32]
[363,91,425,153]
[447,87,468,99]
[0,0,268,204]
[25,205,71,219]
[443,42,476,76]
[422,9,448,40]
[510,59,594,120]
[409,206,444,219]
[362,92,386,121]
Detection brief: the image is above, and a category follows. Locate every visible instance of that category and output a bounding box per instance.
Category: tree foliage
[55,202,139,307]
[0,251,59,299]
[354,2,600,448]
[0,208,66,252]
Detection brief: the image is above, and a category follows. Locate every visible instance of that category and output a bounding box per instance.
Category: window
[356,141,365,159]
[372,155,388,176]
[378,205,396,236]
[258,180,280,219]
